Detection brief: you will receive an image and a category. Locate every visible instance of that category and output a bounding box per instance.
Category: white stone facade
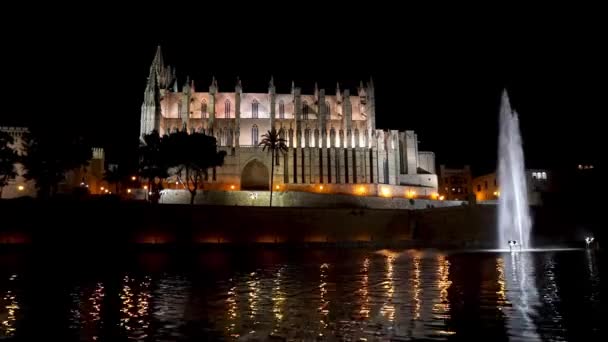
[140,47,438,196]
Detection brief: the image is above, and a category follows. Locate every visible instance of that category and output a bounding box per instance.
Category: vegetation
[0,131,18,197]
[259,128,288,207]
[138,130,226,204]
[21,128,91,198]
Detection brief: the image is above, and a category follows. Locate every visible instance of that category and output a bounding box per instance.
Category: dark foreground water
[0,248,601,341]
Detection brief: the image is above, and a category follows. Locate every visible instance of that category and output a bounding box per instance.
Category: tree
[103,165,123,194]
[163,130,226,205]
[138,130,168,202]
[259,128,288,207]
[0,131,18,198]
[21,129,92,198]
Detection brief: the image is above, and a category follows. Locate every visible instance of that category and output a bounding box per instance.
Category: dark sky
[2,10,602,175]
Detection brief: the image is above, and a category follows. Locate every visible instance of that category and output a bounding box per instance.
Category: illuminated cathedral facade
[140,47,438,196]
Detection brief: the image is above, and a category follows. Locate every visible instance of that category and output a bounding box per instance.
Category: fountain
[498,90,532,250]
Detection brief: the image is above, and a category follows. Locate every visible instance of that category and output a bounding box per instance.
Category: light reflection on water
[0,249,602,340]
[1,274,19,337]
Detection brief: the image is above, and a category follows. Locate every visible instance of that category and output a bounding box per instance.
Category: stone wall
[156,189,465,210]
[0,198,589,248]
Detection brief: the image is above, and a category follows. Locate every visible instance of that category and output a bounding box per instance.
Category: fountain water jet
[498,90,532,250]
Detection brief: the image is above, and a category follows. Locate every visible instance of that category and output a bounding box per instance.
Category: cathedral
[140,47,438,197]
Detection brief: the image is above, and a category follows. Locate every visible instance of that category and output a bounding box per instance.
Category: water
[498,90,532,249]
[0,248,601,341]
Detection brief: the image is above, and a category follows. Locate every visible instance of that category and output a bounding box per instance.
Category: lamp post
[508,240,520,252]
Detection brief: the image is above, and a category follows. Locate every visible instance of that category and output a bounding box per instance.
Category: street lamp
[508,240,520,252]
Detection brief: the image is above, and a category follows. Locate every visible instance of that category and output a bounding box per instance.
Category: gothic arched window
[225,100,231,118]
[201,100,207,118]
[219,128,225,146]
[302,101,309,120]
[252,124,259,145]
[305,128,311,147]
[252,100,259,119]
[325,101,331,116]
[279,100,285,119]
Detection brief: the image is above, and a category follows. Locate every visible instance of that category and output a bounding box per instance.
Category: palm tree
[259,128,288,207]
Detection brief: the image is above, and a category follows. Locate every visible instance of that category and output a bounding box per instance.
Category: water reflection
[433,255,452,322]
[412,253,422,320]
[358,257,370,319]
[586,249,600,304]
[225,277,238,338]
[503,252,541,341]
[69,281,104,340]
[496,257,508,305]
[0,249,601,340]
[1,274,19,337]
[380,254,395,322]
[319,263,329,331]
[272,266,286,333]
[152,276,190,339]
[119,275,151,340]
[247,271,259,334]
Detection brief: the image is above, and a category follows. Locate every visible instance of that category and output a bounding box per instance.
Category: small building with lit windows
[438,165,472,201]
[472,169,553,205]
[139,47,438,197]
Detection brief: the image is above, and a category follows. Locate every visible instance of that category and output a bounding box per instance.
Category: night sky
[2,11,601,175]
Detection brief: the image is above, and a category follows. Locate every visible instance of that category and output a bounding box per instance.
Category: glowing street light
[585,236,595,248]
[131,176,137,181]
[319,185,324,190]
[143,185,148,190]
[439,195,445,201]
[275,185,280,190]
[357,186,366,195]
[127,189,132,193]
[17,185,24,191]
[381,187,391,197]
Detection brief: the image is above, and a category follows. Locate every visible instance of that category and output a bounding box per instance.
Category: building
[438,165,472,201]
[472,169,553,205]
[0,126,106,199]
[139,47,438,197]
[0,126,35,198]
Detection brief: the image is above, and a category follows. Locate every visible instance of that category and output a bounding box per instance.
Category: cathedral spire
[235,77,242,92]
[151,45,164,70]
[336,82,342,103]
[291,81,295,95]
[358,80,367,97]
[314,82,319,102]
[269,76,275,94]
[183,76,191,95]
